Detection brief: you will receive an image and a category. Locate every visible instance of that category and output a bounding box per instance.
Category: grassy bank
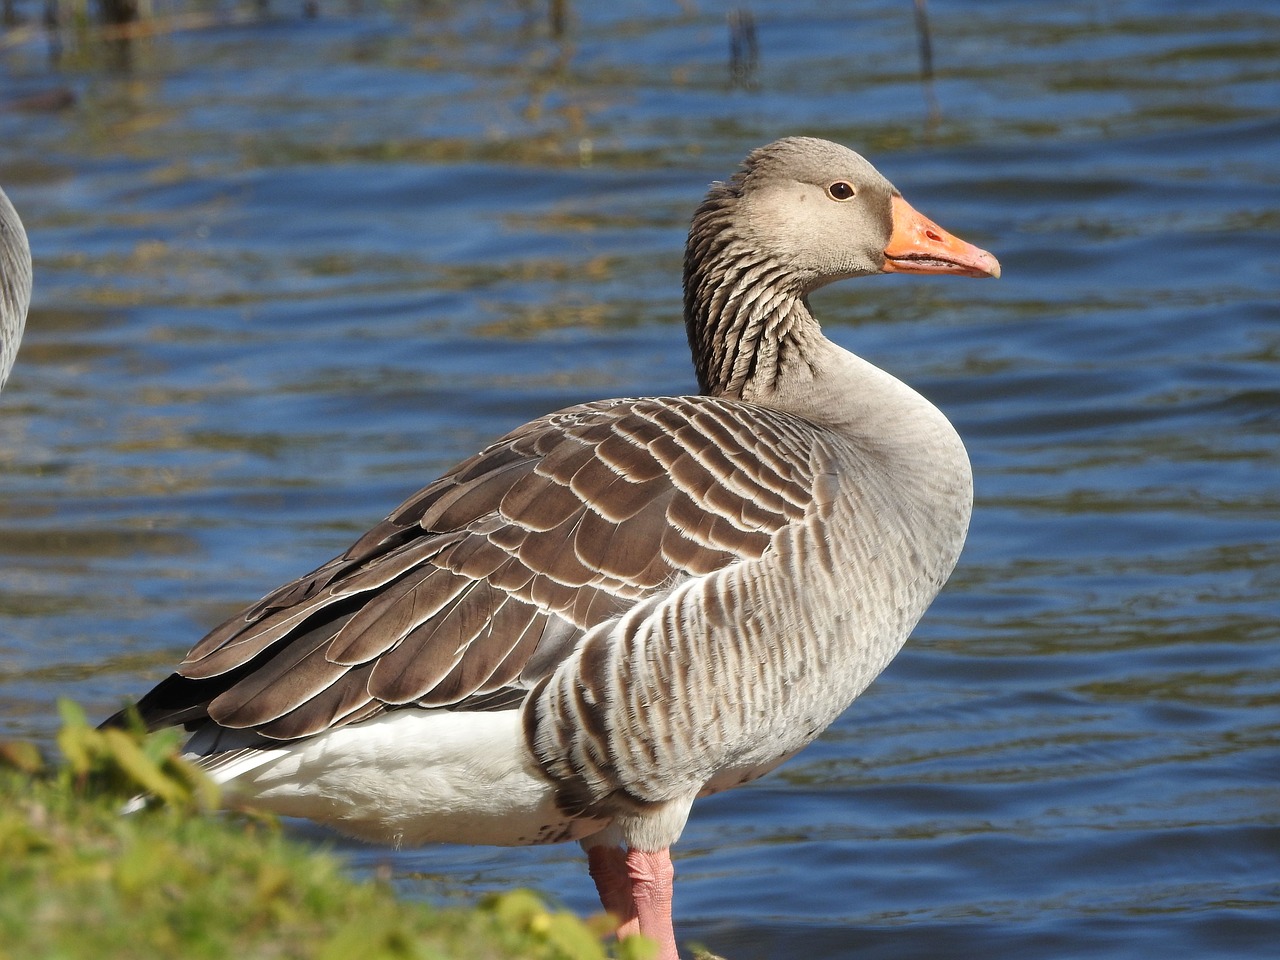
[0,703,653,960]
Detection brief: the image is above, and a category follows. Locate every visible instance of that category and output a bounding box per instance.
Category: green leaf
[489,888,548,930]
[55,700,96,777]
[616,933,660,960]
[543,911,608,960]
[101,728,184,806]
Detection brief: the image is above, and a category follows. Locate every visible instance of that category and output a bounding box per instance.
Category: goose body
[0,185,31,391]
[107,138,999,958]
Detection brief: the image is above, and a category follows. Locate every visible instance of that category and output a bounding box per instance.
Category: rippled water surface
[2,1,1278,957]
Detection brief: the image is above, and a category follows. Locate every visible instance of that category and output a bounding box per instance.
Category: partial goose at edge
[0,185,31,392]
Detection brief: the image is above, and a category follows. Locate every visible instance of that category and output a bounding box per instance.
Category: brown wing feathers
[118,397,820,741]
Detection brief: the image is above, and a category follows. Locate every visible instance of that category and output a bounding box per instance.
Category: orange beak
[882,195,1001,279]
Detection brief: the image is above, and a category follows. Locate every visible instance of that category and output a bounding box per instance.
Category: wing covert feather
[139,396,829,740]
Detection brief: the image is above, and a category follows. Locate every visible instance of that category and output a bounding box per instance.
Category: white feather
[193,710,607,847]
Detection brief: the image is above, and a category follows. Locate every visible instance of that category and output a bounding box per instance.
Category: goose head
[683,137,999,396]
[692,136,999,292]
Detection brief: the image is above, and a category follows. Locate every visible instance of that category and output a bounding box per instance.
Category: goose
[104,137,999,959]
[0,185,31,391]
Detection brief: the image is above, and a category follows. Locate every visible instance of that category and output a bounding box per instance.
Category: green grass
[0,702,653,960]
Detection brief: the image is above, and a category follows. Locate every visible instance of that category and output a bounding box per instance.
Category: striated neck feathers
[682,178,821,400]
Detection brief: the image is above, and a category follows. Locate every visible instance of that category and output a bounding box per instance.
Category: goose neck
[683,239,819,400]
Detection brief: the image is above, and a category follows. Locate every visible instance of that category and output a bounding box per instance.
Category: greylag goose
[104,137,999,959]
[0,185,31,391]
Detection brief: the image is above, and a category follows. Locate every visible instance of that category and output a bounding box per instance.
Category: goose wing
[126,395,824,741]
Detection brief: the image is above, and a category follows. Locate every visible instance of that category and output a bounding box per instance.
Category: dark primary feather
[119,395,825,741]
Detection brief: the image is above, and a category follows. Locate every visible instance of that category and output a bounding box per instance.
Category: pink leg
[625,847,678,960]
[585,845,679,960]
[586,845,639,936]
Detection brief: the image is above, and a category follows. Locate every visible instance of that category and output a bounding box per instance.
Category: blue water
[2,1,1278,957]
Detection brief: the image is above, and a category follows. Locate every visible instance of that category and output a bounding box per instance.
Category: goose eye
[826,181,856,201]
